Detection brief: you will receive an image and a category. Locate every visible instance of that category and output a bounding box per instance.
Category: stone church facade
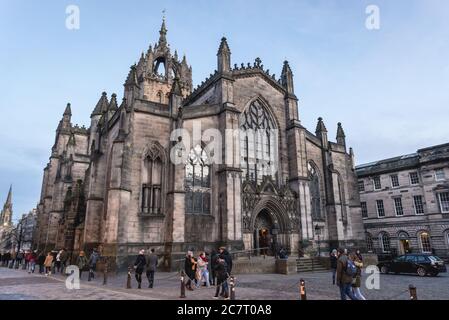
[34,20,365,270]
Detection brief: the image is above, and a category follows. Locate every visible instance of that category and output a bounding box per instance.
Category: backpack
[345,259,357,277]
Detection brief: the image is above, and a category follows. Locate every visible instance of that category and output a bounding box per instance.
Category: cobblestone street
[1,266,448,300]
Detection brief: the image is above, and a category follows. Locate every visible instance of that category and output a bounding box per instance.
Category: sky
[1,0,448,222]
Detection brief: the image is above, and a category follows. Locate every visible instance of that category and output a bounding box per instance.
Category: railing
[230,247,271,260]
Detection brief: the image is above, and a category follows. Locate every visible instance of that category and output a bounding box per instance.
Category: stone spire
[281,61,294,94]
[217,37,231,73]
[336,122,346,148]
[158,17,168,47]
[109,93,118,112]
[315,117,328,147]
[91,92,109,117]
[1,185,12,227]
[64,103,72,117]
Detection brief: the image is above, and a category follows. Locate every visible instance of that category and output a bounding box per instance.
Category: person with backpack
[336,248,357,300]
[350,252,366,300]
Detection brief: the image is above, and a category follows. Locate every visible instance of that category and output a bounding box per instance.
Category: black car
[378,254,447,277]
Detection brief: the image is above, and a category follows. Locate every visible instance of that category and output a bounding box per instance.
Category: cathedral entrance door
[253,209,274,256]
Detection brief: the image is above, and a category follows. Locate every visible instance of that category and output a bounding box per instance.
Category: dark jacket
[214,259,228,283]
[89,252,100,268]
[37,254,45,265]
[336,254,353,286]
[220,250,233,274]
[59,250,69,263]
[330,255,338,269]
[184,256,196,280]
[134,254,146,274]
[146,253,158,272]
[77,255,88,270]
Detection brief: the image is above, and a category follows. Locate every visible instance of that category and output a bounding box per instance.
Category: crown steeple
[158,17,168,47]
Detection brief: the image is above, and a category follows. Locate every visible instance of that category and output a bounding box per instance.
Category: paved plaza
[0,266,448,300]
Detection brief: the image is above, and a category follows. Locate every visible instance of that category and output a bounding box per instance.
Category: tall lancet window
[142,147,164,215]
[185,145,211,214]
[308,163,322,220]
[239,100,278,184]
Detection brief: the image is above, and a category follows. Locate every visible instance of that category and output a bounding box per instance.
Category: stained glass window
[185,145,211,214]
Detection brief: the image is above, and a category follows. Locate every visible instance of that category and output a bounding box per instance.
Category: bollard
[409,284,418,300]
[180,270,186,298]
[103,261,108,285]
[230,275,236,300]
[126,267,132,289]
[299,278,307,300]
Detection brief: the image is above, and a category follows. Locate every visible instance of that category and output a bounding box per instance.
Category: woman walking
[196,252,210,288]
[76,251,88,280]
[184,251,197,291]
[350,252,366,300]
[44,252,53,276]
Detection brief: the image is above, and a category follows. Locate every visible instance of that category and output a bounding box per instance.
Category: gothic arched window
[185,145,211,214]
[142,147,164,215]
[308,163,322,220]
[239,100,277,184]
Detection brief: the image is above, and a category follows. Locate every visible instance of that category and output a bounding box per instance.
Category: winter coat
[89,252,100,268]
[220,250,233,274]
[330,255,338,269]
[59,251,68,263]
[37,254,45,265]
[184,256,197,280]
[44,255,54,267]
[336,254,353,286]
[77,255,88,271]
[134,254,146,274]
[146,253,158,272]
[29,253,37,263]
[215,260,228,283]
[352,260,363,288]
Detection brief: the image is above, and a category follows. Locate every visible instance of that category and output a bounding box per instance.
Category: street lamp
[315,225,321,257]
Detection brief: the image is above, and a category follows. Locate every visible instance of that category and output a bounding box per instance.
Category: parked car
[378,254,447,277]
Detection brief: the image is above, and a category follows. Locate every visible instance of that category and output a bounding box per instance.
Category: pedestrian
[37,252,45,274]
[330,249,338,285]
[55,250,62,273]
[210,249,218,286]
[350,252,366,300]
[133,249,146,289]
[336,248,357,300]
[28,250,37,274]
[24,250,31,270]
[59,248,68,274]
[44,252,53,276]
[356,249,363,262]
[197,252,210,288]
[16,250,24,268]
[146,248,158,288]
[218,247,233,274]
[76,251,88,280]
[88,248,100,281]
[213,257,229,299]
[184,251,197,291]
[51,250,57,274]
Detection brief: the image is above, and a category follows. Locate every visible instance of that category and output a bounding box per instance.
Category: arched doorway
[253,209,275,256]
[398,231,411,254]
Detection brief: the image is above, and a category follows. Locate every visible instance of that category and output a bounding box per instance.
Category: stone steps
[296,258,329,273]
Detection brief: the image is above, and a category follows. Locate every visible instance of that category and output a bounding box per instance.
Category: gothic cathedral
[34,20,365,270]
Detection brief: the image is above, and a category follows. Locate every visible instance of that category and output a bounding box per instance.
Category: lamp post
[315,225,321,257]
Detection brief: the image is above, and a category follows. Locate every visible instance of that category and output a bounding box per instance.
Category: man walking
[133,249,146,289]
[88,248,100,281]
[336,248,357,300]
[146,248,158,288]
[59,248,69,274]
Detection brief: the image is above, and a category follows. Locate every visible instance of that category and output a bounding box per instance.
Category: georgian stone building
[34,20,365,269]
[356,143,449,260]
